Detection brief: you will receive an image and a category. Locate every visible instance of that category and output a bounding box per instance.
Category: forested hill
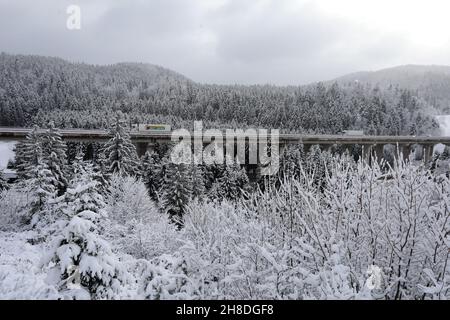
[333,65,450,113]
[0,53,440,135]
[0,53,191,126]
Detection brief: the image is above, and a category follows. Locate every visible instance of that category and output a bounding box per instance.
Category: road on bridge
[0,127,450,145]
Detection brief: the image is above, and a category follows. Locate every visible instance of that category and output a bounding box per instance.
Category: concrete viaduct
[0,127,449,163]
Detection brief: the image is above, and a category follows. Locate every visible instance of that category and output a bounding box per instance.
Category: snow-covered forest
[1,117,449,300]
[0,54,440,136]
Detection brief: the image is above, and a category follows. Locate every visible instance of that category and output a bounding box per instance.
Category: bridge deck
[0,127,449,145]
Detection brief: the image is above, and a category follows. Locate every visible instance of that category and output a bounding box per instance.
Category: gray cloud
[0,0,445,85]
[212,1,343,63]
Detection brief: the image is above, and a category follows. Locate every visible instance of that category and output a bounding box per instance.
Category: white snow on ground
[0,230,60,299]
[0,141,16,169]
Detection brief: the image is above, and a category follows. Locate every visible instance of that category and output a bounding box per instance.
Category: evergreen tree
[0,170,8,190]
[93,151,111,197]
[439,146,450,160]
[71,147,110,197]
[280,144,305,180]
[140,151,161,201]
[24,146,57,226]
[46,160,125,299]
[203,142,225,189]
[190,163,206,200]
[210,160,249,200]
[161,163,192,225]
[103,115,140,177]
[70,147,87,181]
[14,125,42,180]
[41,122,69,195]
[204,162,223,190]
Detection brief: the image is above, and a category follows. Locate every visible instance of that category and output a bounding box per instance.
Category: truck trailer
[131,124,171,132]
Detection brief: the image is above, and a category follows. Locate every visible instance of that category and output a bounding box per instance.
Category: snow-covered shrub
[171,156,450,300]
[180,198,310,299]
[105,174,180,259]
[0,185,34,231]
[0,230,61,299]
[136,253,203,300]
[106,174,155,225]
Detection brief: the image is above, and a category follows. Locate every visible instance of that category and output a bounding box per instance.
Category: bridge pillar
[381,144,396,167]
[350,144,362,162]
[342,144,351,155]
[399,144,411,162]
[423,144,434,163]
[361,145,368,163]
[362,144,383,165]
[303,143,313,155]
[411,144,423,161]
[135,142,149,157]
[373,144,384,163]
[337,144,352,159]
[362,144,373,164]
[85,143,95,160]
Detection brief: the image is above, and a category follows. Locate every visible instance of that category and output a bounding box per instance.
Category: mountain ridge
[0,53,443,135]
[330,64,450,112]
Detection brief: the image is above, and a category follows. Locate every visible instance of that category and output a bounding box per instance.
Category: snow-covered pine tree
[439,145,450,160]
[14,125,42,180]
[104,174,174,259]
[27,162,57,227]
[70,146,87,180]
[140,151,161,201]
[210,159,249,200]
[92,151,111,197]
[0,169,8,190]
[280,144,305,180]
[161,163,192,226]
[203,163,221,190]
[95,149,110,177]
[190,163,206,200]
[203,142,225,190]
[24,146,57,226]
[70,147,111,200]
[103,115,140,177]
[45,160,126,299]
[41,122,69,195]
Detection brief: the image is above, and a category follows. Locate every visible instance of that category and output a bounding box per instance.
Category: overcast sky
[1,0,450,85]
